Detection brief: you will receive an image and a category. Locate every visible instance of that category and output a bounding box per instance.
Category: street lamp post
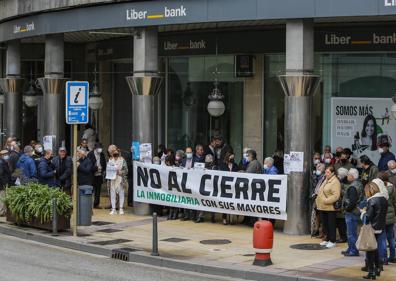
[88,65,103,136]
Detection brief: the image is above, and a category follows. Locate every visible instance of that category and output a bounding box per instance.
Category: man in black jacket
[52,147,73,195]
[77,149,93,186]
[0,150,12,189]
[87,143,106,208]
[342,168,363,257]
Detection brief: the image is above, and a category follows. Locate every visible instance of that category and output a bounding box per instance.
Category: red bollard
[253,220,273,266]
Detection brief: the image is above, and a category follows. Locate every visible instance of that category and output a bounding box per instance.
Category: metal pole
[52,198,58,236]
[151,212,159,256]
[72,124,78,237]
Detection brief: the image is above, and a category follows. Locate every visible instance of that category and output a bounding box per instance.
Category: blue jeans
[377,231,387,263]
[345,213,359,255]
[386,224,395,259]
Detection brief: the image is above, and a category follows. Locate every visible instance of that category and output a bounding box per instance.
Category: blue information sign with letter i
[66,81,89,124]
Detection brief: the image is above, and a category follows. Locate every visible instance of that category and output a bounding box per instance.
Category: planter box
[6,211,70,231]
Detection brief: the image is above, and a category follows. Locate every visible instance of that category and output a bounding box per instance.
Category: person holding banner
[106,145,128,215]
[246,150,263,174]
[316,166,341,249]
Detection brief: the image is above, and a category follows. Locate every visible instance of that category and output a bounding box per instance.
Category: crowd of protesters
[2,131,396,279]
[311,135,396,279]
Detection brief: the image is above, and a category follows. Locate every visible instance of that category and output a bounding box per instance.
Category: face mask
[186,153,193,159]
[313,159,320,165]
[153,161,161,165]
[378,148,384,154]
[175,156,181,161]
[113,153,119,158]
[36,147,43,153]
[392,168,396,174]
[263,164,268,170]
[315,170,322,176]
[324,159,331,164]
[2,155,9,161]
[96,148,103,153]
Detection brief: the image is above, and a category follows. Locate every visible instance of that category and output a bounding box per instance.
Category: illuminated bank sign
[163,39,206,51]
[126,5,187,21]
[324,33,396,46]
[13,22,35,34]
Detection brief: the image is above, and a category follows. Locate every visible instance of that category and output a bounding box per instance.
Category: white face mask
[378,148,384,154]
[313,159,320,165]
[263,164,268,170]
[36,147,43,153]
[324,158,331,164]
[315,170,322,176]
[96,148,103,153]
[186,153,193,159]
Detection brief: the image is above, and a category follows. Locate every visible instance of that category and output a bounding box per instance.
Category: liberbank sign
[126,5,187,21]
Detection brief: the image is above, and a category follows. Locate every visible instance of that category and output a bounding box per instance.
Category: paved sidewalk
[1,207,395,281]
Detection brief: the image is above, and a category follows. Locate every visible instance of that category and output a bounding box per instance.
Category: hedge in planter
[3,183,72,227]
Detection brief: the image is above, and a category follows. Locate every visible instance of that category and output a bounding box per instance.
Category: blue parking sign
[66,81,89,124]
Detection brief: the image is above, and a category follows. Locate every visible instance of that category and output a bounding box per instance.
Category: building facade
[1,0,396,233]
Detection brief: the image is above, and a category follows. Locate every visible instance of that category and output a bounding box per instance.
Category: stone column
[279,20,320,235]
[126,27,163,215]
[0,40,24,140]
[37,34,66,150]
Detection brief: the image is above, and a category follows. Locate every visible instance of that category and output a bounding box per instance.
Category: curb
[0,223,333,281]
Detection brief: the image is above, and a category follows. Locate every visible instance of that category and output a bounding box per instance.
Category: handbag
[356,224,377,251]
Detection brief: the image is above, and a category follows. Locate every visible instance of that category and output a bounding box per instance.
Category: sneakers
[320,241,329,246]
[326,242,336,248]
[119,209,124,215]
[109,209,117,215]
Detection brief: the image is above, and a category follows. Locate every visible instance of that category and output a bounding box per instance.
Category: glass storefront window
[167,56,243,160]
[264,52,396,156]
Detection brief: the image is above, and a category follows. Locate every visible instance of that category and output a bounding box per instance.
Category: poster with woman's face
[331,98,395,164]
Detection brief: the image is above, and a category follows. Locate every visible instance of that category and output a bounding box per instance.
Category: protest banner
[133,161,288,220]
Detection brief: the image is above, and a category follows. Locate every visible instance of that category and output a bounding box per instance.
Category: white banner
[133,161,288,220]
[331,97,396,164]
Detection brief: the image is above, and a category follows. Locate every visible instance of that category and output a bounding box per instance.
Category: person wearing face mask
[263,157,278,175]
[8,141,21,174]
[174,150,184,167]
[181,147,194,169]
[239,147,251,171]
[16,145,37,182]
[107,146,128,215]
[215,152,239,225]
[33,144,44,168]
[360,155,379,186]
[246,150,263,174]
[88,143,107,208]
[38,149,57,187]
[377,135,395,172]
[386,160,396,186]
[52,147,73,195]
[316,166,341,249]
[335,168,349,244]
[341,168,363,257]
[334,150,353,172]
[323,152,335,167]
[313,152,322,165]
[310,163,326,237]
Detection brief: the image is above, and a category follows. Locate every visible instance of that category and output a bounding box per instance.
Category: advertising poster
[331,97,396,164]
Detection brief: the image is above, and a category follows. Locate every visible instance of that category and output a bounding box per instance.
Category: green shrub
[3,183,72,224]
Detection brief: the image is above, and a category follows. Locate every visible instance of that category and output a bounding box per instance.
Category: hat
[378,134,391,147]
[94,143,103,149]
[0,150,8,155]
[59,147,67,152]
